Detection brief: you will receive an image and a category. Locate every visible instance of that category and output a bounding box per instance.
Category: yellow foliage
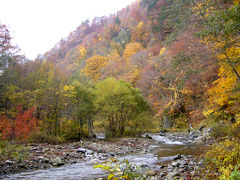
[193,0,213,18]
[123,42,143,61]
[137,21,144,29]
[204,38,240,116]
[203,139,240,179]
[208,64,238,107]
[128,69,141,86]
[234,0,240,5]
[78,46,87,58]
[159,47,166,55]
[83,55,108,81]
[107,52,122,62]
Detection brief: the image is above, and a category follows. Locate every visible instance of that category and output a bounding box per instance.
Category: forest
[0,0,240,179]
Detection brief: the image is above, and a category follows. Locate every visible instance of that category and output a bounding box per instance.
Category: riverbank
[1,131,213,179]
[0,137,156,176]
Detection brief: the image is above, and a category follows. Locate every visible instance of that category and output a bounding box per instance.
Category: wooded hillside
[0,0,239,140]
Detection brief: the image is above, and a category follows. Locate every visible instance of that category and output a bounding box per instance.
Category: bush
[29,131,65,144]
[209,119,240,139]
[202,139,240,179]
[210,123,232,139]
[94,159,149,180]
[173,113,189,129]
[0,141,28,163]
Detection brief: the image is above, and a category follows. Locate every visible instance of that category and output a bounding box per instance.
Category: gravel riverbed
[0,130,214,179]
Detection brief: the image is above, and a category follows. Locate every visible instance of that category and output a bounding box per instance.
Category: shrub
[0,141,28,163]
[203,139,240,179]
[29,131,65,144]
[94,159,149,180]
[210,123,232,139]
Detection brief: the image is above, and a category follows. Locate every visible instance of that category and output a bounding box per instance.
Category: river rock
[43,158,50,163]
[173,154,182,160]
[159,132,165,136]
[191,136,204,146]
[178,160,187,165]
[145,134,152,139]
[97,148,103,153]
[171,160,186,167]
[86,150,94,155]
[188,161,194,166]
[5,160,14,165]
[52,157,64,166]
[171,161,180,167]
[141,164,150,169]
[77,148,87,153]
[167,170,180,180]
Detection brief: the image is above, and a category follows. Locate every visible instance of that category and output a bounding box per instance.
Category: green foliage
[0,141,28,163]
[113,29,131,47]
[198,2,240,40]
[124,112,153,136]
[230,164,240,180]
[140,0,159,13]
[94,159,149,180]
[94,77,149,137]
[114,16,121,25]
[150,0,193,35]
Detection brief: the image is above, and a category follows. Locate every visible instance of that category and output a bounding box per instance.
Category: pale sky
[0,0,136,60]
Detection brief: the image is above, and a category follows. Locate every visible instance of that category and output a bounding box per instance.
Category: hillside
[0,0,240,178]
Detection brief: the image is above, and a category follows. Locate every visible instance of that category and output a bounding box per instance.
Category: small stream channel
[2,134,200,180]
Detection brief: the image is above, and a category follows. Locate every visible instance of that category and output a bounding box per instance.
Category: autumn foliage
[0,107,38,140]
[0,0,239,147]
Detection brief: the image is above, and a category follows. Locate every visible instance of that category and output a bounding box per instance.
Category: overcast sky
[0,0,136,60]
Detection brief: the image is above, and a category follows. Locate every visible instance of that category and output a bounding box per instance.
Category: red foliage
[0,116,11,140]
[0,107,39,140]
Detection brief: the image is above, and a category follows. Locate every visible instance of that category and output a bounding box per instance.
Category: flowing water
[2,135,199,180]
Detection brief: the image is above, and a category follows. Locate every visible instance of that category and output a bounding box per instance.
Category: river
[2,134,201,180]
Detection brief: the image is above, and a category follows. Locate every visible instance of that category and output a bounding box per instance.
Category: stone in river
[77,148,87,153]
[52,157,64,166]
[173,154,182,160]
[5,160,14,165]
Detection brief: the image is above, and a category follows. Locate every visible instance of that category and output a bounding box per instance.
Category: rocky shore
[0,130,214,179]
[0,138,156,176]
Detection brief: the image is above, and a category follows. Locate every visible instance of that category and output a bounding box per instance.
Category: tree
[0,107,38,140]
[33,62,66,136]
[123,42,144,61]
[67,79,95,138]
[83,55,108,81]
[195,0,240,120]
[94,77,149,137]
[195,0,240,80]
[0,23,16,73]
